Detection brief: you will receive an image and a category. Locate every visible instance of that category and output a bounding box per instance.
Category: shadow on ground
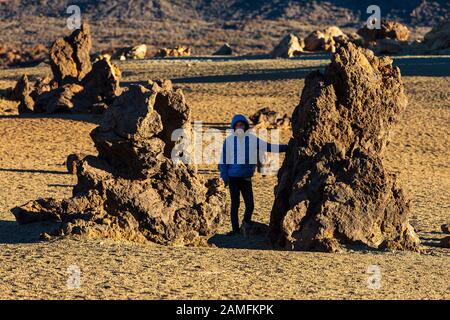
[0,168,68,175]
[172,66,321,84]
[0,219,58,244]
[208,222,275,250]
[0,112,103,124]
[132,53,332,62]
[122,66,323,87]
[393,56,450,77]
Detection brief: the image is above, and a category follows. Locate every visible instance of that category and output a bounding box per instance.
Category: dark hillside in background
[0,1,448,55]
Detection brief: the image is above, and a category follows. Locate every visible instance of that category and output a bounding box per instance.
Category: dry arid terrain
[0,53,449,299]
[1,0,448,57]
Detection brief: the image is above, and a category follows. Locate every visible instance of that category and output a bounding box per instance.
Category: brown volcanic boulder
[49,23,92,84]
[10,74,35,114]
[30,76,58,100]
[271,34,304,58]
[304,31,326,51]
[11,84,227,246]
[90,85,166,179]
[155,46,192,58]
[269,43,420,252]
[304,27,347,53]
[150,82,192,159]
[74,56,122,112]
[124,44,147,60]
[9,74,32,102]
[113,44,148,60]
[358,20,410,44]
[35,83,84,113]
[250,107,290,130]
[9,24,120,115]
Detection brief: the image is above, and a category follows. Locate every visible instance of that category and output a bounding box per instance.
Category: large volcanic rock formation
[269,43,420,252]
[9,22,121,115]
[11,82,227,246]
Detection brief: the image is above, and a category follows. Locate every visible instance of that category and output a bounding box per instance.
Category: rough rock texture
[9,74,31,102]
[269,43,420,252]
[114,44,147,60]
[213,43,233,56]
[11,25,121,115]
[35,83,84,113]
[250,107,290,130]
[11,83,227,246]
[155,46,192,58]
[441,223,450,234]
[271,34,304,58]
[358,20,410,44]
[423,21,450,51]
[74,56,122,113]
[30,76,58,100]
[10,74,35,113]
[49,23,92,84]
[304,26,346,53]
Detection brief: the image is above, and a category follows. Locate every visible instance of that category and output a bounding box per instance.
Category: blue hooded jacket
[219,114,288,184]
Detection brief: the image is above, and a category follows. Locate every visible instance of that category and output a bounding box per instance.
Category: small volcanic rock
[49,23,92,84]
[271,34,304,58]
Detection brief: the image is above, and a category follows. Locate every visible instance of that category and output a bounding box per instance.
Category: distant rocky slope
[0,1,448,56]
[2,0,448,25]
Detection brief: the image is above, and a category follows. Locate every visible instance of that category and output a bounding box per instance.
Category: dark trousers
[228,177,254,232]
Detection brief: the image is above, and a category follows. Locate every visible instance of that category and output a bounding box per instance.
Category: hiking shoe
[225,230,239,236]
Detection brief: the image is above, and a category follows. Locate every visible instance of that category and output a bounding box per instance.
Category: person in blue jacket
[219,114,288,236]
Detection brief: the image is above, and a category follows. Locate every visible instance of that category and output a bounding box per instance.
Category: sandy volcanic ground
[0,54,448,299]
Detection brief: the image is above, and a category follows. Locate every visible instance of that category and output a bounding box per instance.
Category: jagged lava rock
[358,20,410,44]
[155,46,192,58]
[11,83,227,246]
[304,26,346,53]
[250,107,290,130]
[269,43,420,252]
[35,83,84,113]
[11,74,35,113]
[271,34,304,58]
[74,56,122,112]
[49,23,92,84]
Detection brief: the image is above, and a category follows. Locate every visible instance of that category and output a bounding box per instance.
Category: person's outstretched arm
[258,138,288,153]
